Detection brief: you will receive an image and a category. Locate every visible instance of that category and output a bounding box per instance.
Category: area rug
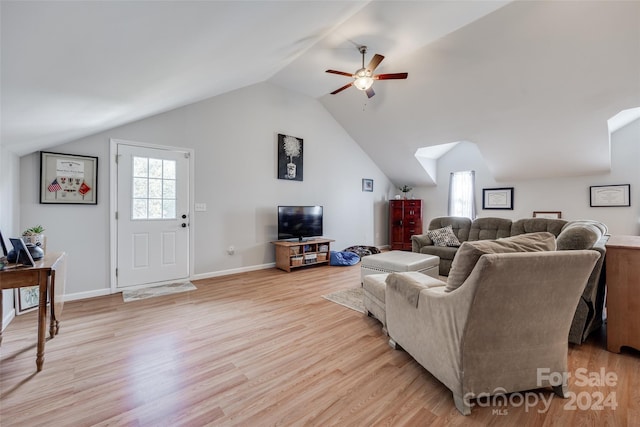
[322,287,364,314]
[122,281,197,302]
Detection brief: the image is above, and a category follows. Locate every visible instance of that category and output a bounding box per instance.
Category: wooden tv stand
[272,238,334,272]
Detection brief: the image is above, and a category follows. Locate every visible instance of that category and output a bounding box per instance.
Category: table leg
[0,289,3,345]
[36,273,47,372]
[49,271,56,338]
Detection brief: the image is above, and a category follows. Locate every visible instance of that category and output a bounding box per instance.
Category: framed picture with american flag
[40,151,98,204]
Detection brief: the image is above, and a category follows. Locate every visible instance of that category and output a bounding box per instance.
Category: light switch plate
[194,203,207,212]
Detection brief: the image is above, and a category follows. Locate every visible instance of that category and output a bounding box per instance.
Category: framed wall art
[482,187,514,210]
[533,211,562,219]
[362,178,373,192]
[40,151,98,204]
[15,285,42,314]
[277,134,303,181]
[590,184,630,207]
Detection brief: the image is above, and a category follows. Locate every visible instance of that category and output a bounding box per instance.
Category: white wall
[1,147,21,330]
[414,119,640,235]
[18,82,394,299]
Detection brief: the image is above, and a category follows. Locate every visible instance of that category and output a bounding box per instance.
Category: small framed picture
[16,286,42,314]
[40,151,98,204]
[9,237,35,267]
[482,187,514,210]
[362,178,373,192]
[590,184,630,207]
[533,211,562,219]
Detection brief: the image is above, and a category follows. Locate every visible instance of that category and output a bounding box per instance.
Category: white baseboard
[13,263,277,305]
[190,262,275,281]
[64,288,113,302]
[2,307,15,333]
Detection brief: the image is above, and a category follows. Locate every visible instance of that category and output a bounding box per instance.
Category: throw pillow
[445,232,556,292]
[426,225,461,247]
[556,224,601,250]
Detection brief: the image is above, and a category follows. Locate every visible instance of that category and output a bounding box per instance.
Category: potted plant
[22,225,46,252]
[399,185,413,199]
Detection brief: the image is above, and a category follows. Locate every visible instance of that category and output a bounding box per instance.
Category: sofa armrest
[386,272,445,307]
[385,272,476,396]
[411,234,433,252]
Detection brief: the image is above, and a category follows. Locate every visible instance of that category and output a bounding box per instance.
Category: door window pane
[149,199,163,219]
[133,157,148,177]
[131,157,177,220]
[163,180,176,199]
[163,200,176,219]
[133,178,148,198]
[163,161,176,180]
[149,158,163,178]
[148,179,163,199]
[133,199,148,220]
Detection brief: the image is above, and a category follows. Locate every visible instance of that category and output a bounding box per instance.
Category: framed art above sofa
[533,211,562,219]
[590,184,630,207]
[482,187,514,210]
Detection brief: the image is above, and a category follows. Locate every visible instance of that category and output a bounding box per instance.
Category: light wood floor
[1,264,638,426]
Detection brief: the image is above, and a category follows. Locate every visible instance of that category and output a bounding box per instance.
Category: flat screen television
[278,205,323,241]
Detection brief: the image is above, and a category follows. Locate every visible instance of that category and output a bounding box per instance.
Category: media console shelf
[272,238,334,272]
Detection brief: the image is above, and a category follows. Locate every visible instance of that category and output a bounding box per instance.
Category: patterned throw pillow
[426,225,461,247]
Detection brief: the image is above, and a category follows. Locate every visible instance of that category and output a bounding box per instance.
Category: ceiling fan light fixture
[353,68,373,91]
[326,46,407,97]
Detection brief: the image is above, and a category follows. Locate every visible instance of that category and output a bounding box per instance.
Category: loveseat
[411,216,609,344]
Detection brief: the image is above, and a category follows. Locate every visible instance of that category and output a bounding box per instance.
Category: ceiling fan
[326,46,408,98]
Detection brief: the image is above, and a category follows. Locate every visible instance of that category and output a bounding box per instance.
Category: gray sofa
[411,216,609,344]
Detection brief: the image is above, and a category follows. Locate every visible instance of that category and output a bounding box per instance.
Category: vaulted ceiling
[2,1,639,186]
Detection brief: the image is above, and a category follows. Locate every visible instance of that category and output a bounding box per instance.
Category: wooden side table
[0,252,67,371]
[605,236,640,353]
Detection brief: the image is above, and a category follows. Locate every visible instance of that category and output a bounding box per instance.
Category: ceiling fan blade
[365,87,375,98]
[330,82,353,95]
[375,72,408,80]
[326,69,353,77]
[366,54,384,72]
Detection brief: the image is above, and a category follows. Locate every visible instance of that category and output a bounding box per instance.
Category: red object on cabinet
[389,199,423,250]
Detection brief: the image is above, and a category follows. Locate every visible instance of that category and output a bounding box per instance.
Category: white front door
[115,142,190,288]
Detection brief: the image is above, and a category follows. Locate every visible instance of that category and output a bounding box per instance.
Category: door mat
[322,287,364,313]
[122,281,196,302]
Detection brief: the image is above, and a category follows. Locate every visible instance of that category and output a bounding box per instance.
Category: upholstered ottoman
[363,273,389,332]
[361,250,439,282]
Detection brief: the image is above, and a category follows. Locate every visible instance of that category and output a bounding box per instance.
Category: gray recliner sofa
[411,216,609,344]
[385,249,601,415]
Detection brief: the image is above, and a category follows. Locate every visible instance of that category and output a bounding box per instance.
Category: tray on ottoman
[361,250,439,282]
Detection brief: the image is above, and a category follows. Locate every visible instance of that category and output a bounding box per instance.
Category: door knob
[182,214,187,219]
[181,223,187,228]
